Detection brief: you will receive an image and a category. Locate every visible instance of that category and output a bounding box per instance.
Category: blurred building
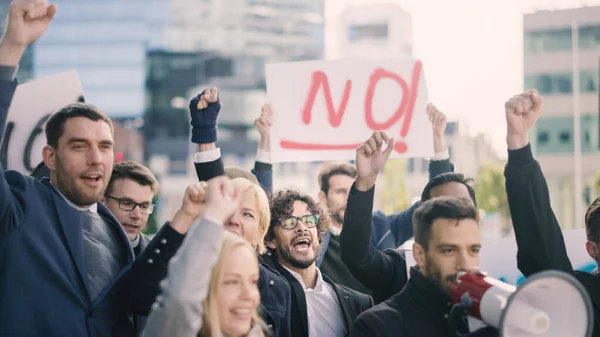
[402,121,502,202]
[166,0,325,62]
[336,2,412,59]
[524,6,600,229]
[33,0,169,119]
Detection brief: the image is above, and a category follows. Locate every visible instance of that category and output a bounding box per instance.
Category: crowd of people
[0,1,599,337]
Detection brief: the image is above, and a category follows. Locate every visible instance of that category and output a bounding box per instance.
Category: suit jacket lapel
[98,202,134,264]
[324,275,353,332]
[47,182,89,296]
[277,265,310,337]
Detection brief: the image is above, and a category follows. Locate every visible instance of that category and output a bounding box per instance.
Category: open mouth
[81,174,102,186]
[231,307,253,320]
[292,237,312,252]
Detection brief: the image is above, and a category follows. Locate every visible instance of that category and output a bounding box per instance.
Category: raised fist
[202,176,241,224]
[355,131,395,190]
[179,181,208,220]
[505,89,543,150]
[255,103,273,140]
[189,87,221,144]
[2,0,57,48]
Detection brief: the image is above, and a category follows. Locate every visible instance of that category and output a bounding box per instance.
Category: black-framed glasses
[106,196,155,215]
[280,214,318,230]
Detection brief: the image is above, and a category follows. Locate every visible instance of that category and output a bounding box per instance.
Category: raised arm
[190,88,225,181]
[381,104,454,248]
[504,90,573,276]
[141,177,240,337]
[251,103,274,193]
[0,0,55,235]
[341,132,408,303]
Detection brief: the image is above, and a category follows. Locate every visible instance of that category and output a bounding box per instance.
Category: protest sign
[404,229,595,286]
[265,58,432,163]
[0,70,84,174]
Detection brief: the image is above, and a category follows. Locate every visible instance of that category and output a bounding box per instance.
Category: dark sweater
[505,144,599,336]
[320,233,373,296]
[350,267,498,337]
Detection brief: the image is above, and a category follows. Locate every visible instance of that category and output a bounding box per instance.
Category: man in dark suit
[103,161,159,255]
[263,188,374,337]
[0,3,196,336]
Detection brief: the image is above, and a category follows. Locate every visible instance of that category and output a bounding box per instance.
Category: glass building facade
[524,25,600,54]
[33,0,169,118]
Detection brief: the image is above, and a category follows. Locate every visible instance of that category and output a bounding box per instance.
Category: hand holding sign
[505,89,543,150]
[1,1,56,53]
[355,131,395,191]
[255,103,273,151]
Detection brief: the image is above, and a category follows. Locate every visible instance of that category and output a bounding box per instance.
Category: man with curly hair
[263,189,373,337]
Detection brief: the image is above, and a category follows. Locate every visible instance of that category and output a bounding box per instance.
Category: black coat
[350,267,498,337]
[263,252,374,337]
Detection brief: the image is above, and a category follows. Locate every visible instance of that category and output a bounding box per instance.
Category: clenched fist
[355,131,395,191]
[505,89,542,150]
[427,103,447,153]
[202,176,241,224]
[179,182,208,220]
[255,103,273,151]
[189,87,221,144]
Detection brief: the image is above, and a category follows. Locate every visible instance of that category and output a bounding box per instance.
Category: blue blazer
[0,79,183,337]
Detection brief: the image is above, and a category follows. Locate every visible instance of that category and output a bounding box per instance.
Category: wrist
[258,136,271,152]
[433,135,447,153]
[0,41,25,66]
[170,209,199,234]
[355,177,376,191]
[507,134,529,150]
[197,143,216,152]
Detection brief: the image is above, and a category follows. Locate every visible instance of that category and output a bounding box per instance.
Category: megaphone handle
[447,303,471,337]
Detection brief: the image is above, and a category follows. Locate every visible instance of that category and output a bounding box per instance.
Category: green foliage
[474,164,510,219]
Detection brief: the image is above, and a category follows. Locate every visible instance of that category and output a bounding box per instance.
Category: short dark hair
[267,189,330,243]
[413,196,479,251]
[106,161,159,197]
[421,173,477,206]
[45,102,113,148]
[585,198,600,243]
[318,162,357,194]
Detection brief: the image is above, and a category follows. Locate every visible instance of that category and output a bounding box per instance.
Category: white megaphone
[450,270,593,337]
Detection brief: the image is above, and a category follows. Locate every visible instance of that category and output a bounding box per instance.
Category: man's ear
[42,145,56,171]
[412,242,426,268]
[318,190,327,205]
[266,239,276,250]
[586,240,598,261]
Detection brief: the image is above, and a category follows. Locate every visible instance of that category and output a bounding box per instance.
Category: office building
[524,6,600,229]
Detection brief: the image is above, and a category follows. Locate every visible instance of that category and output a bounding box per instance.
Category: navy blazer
[0,79,184,337]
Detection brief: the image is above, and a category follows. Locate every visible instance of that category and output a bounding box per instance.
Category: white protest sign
[265,58,432,163]
[404,229,595,286]
[0,70,84,174]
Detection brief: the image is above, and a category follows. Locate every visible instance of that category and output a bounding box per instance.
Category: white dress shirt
[283,266,346,337]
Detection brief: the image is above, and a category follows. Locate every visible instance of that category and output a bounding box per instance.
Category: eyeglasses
[279,214,318,230]
[106,196,155,215]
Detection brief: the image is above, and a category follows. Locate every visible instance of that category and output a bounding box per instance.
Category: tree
[474,164,510,219]
[380,159,410,214]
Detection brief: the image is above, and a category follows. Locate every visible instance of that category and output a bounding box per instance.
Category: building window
[407,158,414,173]
[559,131,571,144]
[348,23,388,42]
[537,131,549,145]
[585,131,591,145]
[525,70,597,95]
[525,25,600,53]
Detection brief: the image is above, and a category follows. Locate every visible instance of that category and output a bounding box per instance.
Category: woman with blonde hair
[141,176,265,337]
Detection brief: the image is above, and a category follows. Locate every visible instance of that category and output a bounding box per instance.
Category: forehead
[222,245,259,275]
[429,218,480,246]
[291,200,310,216]
[109,179,153,202]
[429,182,471,202]
[328,174,354,190]
[59,117,113,144]
[239,189,258,211]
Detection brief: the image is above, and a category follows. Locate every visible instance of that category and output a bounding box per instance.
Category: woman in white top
[141,176,265,337]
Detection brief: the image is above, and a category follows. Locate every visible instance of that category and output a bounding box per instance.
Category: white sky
[325,0,600,158]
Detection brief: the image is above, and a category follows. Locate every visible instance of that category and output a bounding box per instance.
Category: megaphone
[451,270,593,337]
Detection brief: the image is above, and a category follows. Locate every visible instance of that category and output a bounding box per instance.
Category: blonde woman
[141,176,264,337]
